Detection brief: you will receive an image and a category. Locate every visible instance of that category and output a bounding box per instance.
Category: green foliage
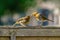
[0,0,36,16]
[42,0,48,2]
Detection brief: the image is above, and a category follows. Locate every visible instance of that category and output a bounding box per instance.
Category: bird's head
[32,12,38,16]
[25,16,30,20]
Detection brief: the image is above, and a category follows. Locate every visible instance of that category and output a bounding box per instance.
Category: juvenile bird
[32,11,54,25]
[13,16,30,27]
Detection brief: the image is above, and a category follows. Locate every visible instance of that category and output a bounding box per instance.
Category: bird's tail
[41,15,54,22]
[47,19,54,22]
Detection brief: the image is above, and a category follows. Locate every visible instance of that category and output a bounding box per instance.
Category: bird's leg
[40,19,43,27]
[40,21,43,27]
[38,20,43,27]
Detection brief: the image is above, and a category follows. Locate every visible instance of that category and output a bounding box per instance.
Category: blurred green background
[0,0,60,26]
[0,0,36,16]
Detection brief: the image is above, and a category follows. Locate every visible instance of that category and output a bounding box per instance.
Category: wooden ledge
[0,26,60,36]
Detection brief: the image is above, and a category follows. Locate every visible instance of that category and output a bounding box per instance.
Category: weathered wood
[0,36,10,40]
[0,26,60,40]
[16,29,60,36]
[16,36,60,40]
[10,31,16,40]
[0,25,60,29]
[0,27,60,36]
[0,26,60,36]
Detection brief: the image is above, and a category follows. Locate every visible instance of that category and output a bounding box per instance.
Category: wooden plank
[16,29,60,36]
[0,36,10,40]
[0,29,60,36]
[0,26,60,36]
[16,36,60,40]
[9,29,16,40]
[10,32,16,40]
[0,25,60,29]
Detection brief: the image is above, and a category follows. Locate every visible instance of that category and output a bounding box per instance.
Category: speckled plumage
[13,16,30,27]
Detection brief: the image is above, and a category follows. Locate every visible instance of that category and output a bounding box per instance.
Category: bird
[32,11,54,25]
[13,16,30,27]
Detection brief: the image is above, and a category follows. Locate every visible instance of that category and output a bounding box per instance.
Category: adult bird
[32,11,54,25]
